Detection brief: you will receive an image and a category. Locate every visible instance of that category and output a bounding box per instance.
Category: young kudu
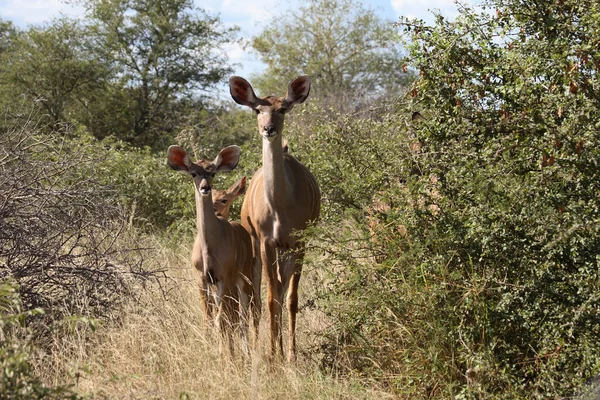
[212,176,246,219]
[229,75,321,361]
[167,145,259,354]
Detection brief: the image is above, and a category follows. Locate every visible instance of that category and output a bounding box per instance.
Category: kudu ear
[284,75,311,109]
[213,145,241,172]
[167,145,191,172]
[229,176,247,197]
[229,76,258,108]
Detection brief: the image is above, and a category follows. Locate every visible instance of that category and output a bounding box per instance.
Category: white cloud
[0,0,84,26]
[199,0,281,34]
[390,0,466,22]
[2,0,277,30]
[391,0,457,8]
[221,0,275,26]
[223,42,246,63]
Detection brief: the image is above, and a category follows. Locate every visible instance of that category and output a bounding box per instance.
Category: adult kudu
[229,75,321,361]
[167,145,259,354]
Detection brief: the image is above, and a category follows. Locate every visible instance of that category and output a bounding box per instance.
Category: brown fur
[167,145,259,354]
[229,75,320,361]
[212,176,246,219]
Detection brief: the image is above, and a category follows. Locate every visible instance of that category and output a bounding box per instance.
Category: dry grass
[34,238,390,399]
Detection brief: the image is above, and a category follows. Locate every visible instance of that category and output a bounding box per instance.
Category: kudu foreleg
[215,285,239,357]
[196,271,215,328]
[261,241,284,358]
[287,269,301,362]
[282,248,305,362]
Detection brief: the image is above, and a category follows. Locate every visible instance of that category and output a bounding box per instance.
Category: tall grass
[34,237,389,399]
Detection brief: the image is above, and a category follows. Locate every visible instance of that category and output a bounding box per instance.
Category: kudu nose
[199,178,211,195]
[264,124,276,135]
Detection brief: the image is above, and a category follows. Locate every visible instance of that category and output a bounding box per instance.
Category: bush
[0,118,162,330]
[84,104,257,234]
[0,280,80,399]
[94,137,196,232]
[397,1,600,396]
[290,1,600,396]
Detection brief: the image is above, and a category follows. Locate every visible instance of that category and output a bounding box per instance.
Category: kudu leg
[287,269,301,362]
[196,272,214,328]
[251,237,262,340]
[261,241,284,358]
[215,283,237,357]
[283,249,304,362]
[238,286,251,356]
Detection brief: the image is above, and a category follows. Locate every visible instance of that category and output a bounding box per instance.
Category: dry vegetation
[34,239,389,399]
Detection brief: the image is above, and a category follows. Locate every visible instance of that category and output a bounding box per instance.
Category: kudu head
[167,145,241,197]
[229,75,311,142]
[211,176,246,218]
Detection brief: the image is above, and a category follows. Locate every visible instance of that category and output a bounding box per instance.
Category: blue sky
[0,0,468,93]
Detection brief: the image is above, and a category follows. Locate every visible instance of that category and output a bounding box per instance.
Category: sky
[0,0,469,94]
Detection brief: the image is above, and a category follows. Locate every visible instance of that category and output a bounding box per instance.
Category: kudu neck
[195,188,220,244]
[262,134,288,202]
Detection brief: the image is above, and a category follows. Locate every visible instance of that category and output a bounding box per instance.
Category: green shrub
[84,105,257,234]
[0,280,80,399]
[291,1,600,397]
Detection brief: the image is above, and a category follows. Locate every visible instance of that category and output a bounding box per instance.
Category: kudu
[167,145,259,354]
[229,75,321,361]
[212,176,246,219]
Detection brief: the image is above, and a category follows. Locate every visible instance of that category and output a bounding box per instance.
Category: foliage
[287,103,408,223]
[175,102,257,165]
[93,136,196,232]
[0,280,80,399]
[62,109,255,235]
[0,1,238,149]
[0,18,106,127]
[0,18,17,54]
[296,0,600,398]
[87,105,257,233]
[400,0,600,394]
[79,0,238,148]
[250,0,414,109]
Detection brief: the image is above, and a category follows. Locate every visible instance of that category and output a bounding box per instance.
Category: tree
[0,18,105,127]
[250,0,412,108]
[0,18,17,54]
[80,0,238,147]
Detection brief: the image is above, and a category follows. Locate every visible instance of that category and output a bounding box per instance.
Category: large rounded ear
[229,176,246,198]
[284,75,311,109]
[167,145,191,172]
[229,76,258,108]
[213,145,241,172]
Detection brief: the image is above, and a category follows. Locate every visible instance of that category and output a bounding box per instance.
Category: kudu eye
[190,172,197,178]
